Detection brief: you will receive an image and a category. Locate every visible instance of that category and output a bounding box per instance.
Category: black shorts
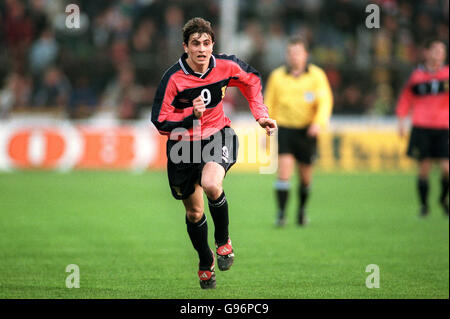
[277,126,317,164]
[407,127,449,160]
[166,126,239,200]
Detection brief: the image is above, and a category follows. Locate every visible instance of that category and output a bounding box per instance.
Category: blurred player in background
[396,39,449,217]
[265,36,333,227]
[151,18,277,289]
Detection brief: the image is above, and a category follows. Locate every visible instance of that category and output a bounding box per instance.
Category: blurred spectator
[339,85,366,115]
[2,0,34,67]
[29,27,59,76]
[234,20,266,74]
[130,18,160,85]
[263,21,288,71]
[106,2,133,41]
[92,8,113,49]
[255,0,281,24]
[32,66,71,109]
[369,83,394,116]
[414,12,435,45]
[100,64,144,120]
[29,0,48,37]
[234,20,262,61]
[68,75,97,119]
[110,38,130,67]
[163,5,184,65]
[0,72,32,117]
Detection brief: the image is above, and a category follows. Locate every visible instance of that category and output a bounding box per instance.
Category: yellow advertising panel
[230,122,415,173]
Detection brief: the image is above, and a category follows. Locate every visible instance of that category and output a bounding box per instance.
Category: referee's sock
[186,214,213,269]
[275,180,290,219]
[417,178,429,210]
[208,191,229,246]
[299,182,311,212]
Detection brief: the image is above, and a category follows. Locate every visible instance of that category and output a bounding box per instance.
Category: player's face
[286,43,308,70]
[183,33,214,72]
[426,42,447,66]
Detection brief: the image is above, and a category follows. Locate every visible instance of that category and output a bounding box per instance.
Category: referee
[265,36,333,226]
[396,39,449,217]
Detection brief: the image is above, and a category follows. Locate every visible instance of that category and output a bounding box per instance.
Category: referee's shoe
[298,209,310,226]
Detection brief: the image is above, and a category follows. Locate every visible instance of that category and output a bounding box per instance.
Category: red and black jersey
[151,53,269,140]
[396,64,449,129]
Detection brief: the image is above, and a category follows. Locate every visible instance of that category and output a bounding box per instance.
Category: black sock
[275,180,290,218]
[186,214,212,269]
[441,176,449,203]
[208,191,229,246]
[418,178,429,208]
[299,183,310,212]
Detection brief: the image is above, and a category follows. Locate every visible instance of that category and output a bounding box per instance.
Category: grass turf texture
[0,170,448,299]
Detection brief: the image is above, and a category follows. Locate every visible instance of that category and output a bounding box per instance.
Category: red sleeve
[151,73,195,135]
[396,75,414,119]
[220,55,269,120]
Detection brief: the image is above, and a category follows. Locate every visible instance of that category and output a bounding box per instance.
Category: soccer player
[151,17,277,289]
[396,39,449,217]
[265,36,333,226]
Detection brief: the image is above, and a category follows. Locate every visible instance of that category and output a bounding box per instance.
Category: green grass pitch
[0,170,448,298]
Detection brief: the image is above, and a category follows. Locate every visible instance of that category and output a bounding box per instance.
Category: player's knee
[186,209,204,223]
[202,179,222,199]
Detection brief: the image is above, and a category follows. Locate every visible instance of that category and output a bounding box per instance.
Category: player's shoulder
[406,65,430,82]
[307,63,326,76]
[269,66,287,78]
[214,53,239,62]
[213,53,244,69]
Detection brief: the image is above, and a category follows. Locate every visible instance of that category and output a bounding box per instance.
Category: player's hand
[257,118,277,136]
[193,96,206,118]
[307,123,320,137]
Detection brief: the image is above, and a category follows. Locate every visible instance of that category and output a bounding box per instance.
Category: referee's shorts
[166,126,239,200]
[407,126,449,160]
[277,126,317,164]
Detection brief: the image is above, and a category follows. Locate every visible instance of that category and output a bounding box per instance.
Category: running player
[151,17,277,289]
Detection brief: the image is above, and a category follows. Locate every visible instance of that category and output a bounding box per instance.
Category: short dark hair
[182,17,215,45]
[288,35,309,51]
[423,38,446,49]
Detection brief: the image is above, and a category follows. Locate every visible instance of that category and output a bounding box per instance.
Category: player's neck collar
[420,63,445,74]
[179,53,216,79]
[285,63,310,77]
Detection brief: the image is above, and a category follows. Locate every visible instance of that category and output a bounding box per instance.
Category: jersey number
[201,89,211,106]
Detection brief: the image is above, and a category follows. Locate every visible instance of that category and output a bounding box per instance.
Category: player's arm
[396,77,414,138]
[151,77,195,135]
[224,55,277,135]
[310,68,333,137]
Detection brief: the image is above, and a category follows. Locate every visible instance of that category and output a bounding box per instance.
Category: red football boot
[216,238,234,271]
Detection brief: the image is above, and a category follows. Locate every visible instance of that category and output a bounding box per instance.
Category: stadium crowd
[0,0,448,120]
